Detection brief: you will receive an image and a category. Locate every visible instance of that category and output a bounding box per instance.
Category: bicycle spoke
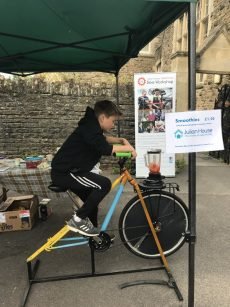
[133,231,149,250]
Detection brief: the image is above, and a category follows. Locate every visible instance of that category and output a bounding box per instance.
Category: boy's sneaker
[67,217,100,237]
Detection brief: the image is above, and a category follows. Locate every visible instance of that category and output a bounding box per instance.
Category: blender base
[139,173,165,191]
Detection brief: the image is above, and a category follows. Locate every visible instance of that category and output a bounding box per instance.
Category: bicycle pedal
[92,236,102,244]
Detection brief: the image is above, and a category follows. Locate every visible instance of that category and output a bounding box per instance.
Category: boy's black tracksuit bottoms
[51,170,111,227]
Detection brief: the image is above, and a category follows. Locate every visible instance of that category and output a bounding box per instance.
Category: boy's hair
[94,100,122,117]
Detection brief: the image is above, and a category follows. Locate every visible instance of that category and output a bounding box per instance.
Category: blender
[142,149,165,189]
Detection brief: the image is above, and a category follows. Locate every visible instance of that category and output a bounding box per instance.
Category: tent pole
[115,73,121,137]
[188,3,197,307]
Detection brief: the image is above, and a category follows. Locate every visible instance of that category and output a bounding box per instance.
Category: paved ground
[0,153,229,307]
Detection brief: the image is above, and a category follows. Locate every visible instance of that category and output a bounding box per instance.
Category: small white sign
[0,213,6,223]
[165,110,224,153]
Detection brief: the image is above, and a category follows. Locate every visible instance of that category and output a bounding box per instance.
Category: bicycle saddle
[48,183,67,193]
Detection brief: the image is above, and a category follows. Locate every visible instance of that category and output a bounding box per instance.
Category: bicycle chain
[95,225,155,251]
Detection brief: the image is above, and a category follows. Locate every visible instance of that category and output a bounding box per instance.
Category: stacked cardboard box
[0,195,39,232]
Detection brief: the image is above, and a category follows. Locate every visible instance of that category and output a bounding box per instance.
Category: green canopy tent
[0,0,192,76]
[0,1,197,306]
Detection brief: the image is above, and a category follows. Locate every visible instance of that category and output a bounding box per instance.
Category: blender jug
[144,149,161,174]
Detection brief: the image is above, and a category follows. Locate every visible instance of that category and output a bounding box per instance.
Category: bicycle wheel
[119,190,188,259]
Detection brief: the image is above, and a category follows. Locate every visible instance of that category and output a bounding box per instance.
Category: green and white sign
[165,110,224,153]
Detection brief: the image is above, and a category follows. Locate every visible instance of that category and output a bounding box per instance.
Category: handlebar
[113,152,132,158]
[112,152,132,171]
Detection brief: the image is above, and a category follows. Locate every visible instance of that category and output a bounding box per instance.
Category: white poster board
[165,109,224,153]
[134,72,176,177]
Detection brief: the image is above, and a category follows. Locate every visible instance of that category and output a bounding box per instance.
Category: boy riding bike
[51,100,137,236]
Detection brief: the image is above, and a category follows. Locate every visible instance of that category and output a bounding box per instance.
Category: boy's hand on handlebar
[125,144,137,159]
[112,144,137,159]
[124,144,137,159]
[131,149,137,159]
[121,139,137,158]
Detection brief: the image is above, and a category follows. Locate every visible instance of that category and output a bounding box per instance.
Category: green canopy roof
[0,0,194,76]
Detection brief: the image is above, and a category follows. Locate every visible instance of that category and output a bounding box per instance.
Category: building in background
[139,0,229,111]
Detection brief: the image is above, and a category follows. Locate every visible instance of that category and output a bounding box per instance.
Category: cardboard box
[0,195,39,232]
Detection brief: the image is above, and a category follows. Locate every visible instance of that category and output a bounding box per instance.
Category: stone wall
[211,0,230,31]
[0,77,128,163]
[160,26,174,72]
[0,56,155,163]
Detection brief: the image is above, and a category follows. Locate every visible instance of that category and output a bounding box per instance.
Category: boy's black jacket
[51,107,113,173]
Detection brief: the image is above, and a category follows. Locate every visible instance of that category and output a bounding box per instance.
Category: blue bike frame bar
[52,238,88,249]
[101,182,125,232]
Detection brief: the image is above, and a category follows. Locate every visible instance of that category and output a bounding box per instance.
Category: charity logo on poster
[134,72,176,177]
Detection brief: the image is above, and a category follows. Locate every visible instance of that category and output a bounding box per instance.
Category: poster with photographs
[134,72,176,177]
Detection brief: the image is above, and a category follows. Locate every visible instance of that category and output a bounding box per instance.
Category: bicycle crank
[89,232,112,252]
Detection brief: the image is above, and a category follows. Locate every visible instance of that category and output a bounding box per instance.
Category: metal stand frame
[20,178,184,307]
[22,244,183,307]
[187,3,197,307]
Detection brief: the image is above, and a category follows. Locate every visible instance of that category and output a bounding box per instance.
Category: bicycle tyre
[119,190,188,259]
